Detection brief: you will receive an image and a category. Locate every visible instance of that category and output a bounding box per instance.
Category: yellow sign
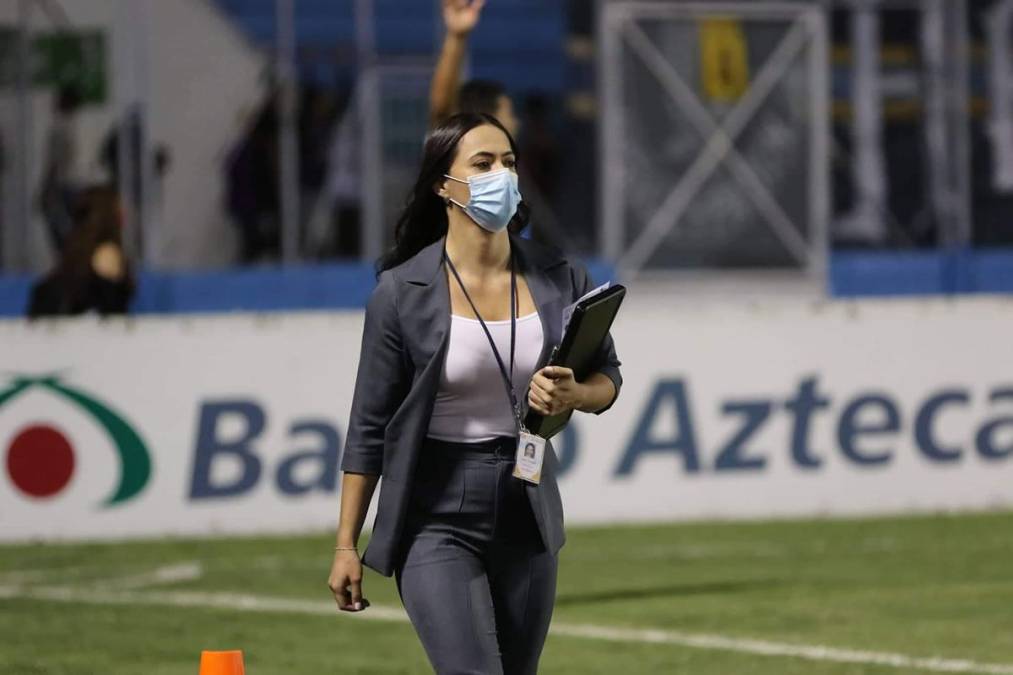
[699,18,750,102]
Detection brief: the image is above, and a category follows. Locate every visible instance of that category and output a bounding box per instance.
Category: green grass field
[2,511,1012,674]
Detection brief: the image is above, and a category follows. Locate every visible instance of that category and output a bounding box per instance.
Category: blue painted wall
[0,258,616,318]
[830,248,1013,297]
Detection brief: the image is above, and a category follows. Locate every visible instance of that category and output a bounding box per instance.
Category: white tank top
[426,310,544,443]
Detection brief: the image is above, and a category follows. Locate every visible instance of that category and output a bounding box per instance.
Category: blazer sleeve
[569,259,623,415]
[340,270,411,475]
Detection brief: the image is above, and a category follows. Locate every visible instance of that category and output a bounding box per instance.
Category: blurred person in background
[38,85,85,254]
[517,94,560,214]
[314,0,545,261]
[430,0,575,247]
[297,85,340,254]
[225,95,281,263]
[27,186,134,318]
[316,86,362,259]
[100,107,173,248]
[228,87,342,263]
[430,0,518,136]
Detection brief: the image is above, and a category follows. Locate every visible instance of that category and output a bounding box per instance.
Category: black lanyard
[444,245,525,433]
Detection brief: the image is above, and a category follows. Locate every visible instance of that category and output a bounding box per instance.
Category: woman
[327,113,622,674]
[28,185,134,318]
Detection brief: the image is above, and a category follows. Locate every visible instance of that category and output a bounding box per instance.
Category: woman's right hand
[328,550,370,612]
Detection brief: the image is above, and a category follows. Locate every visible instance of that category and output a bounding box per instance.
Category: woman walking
[327,113,623,674]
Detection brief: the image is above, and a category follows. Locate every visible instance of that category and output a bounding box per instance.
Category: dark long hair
[377,112,529,275]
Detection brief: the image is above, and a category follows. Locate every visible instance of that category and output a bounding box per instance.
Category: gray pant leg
[489,543,558,673]
[397,548,504,675]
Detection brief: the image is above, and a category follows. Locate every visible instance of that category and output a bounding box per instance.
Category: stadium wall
[2,249,1012,318]
[2,296,1012,542]
[0,259,615,317]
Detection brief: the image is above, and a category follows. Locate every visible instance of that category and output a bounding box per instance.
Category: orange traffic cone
[199,650,245,674]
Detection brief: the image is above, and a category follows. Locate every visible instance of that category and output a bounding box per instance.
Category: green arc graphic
[0,375,151,506]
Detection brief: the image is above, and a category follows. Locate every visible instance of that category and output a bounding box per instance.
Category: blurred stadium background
[1,0,1013,673]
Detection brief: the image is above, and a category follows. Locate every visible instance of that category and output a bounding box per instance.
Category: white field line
[92,562,204,590]
[0,564,116,584]
[0,561,202,588]
[0,569,1011,675]
[0,585,409,622]
[549,623,1013,675]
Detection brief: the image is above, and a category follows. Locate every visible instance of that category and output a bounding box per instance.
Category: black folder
[524,284,626,439]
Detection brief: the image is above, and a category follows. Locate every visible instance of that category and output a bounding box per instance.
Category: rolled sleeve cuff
[340,450,383,476]
[591,365,622,415]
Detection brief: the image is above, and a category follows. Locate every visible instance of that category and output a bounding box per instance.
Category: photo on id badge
[513,432,545,484]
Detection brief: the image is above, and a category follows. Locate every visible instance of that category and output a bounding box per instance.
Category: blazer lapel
[400,237,451,371]
[510,232,567,381]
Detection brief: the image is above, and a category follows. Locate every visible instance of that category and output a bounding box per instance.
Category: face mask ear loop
[442,174,469,212]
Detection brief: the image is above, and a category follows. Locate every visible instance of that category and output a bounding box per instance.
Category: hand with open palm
[443,0,486,38]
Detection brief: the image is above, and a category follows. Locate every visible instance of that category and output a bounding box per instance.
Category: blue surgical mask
[444,168,522,233]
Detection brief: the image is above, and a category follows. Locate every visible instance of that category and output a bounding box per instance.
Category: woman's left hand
[528,366,584,416]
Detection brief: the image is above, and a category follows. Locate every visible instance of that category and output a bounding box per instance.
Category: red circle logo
[6,424,75,498]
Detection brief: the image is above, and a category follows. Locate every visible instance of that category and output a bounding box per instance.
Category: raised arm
[430,0,486,127]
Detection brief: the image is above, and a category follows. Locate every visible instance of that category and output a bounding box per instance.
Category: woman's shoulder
[366,238,443,314]
[516,236,595,286]
[511,236,604,305]
[379,237,446,283]
[514,233,585,273]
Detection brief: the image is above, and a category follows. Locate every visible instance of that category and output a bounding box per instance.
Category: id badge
[512,431,545,484]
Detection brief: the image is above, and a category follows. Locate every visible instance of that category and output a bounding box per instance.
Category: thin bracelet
[334,546,358,552]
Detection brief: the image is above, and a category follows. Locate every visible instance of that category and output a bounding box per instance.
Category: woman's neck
[445,216,511,277]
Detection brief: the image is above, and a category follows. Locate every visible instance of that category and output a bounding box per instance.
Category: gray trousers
[394,436,558,675]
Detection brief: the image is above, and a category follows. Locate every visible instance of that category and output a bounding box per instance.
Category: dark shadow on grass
[554,578,784,607]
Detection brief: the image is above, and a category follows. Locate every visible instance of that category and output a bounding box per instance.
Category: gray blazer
[341,231,623,577]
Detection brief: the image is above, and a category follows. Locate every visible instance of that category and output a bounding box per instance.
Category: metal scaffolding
[599,1,830,278]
